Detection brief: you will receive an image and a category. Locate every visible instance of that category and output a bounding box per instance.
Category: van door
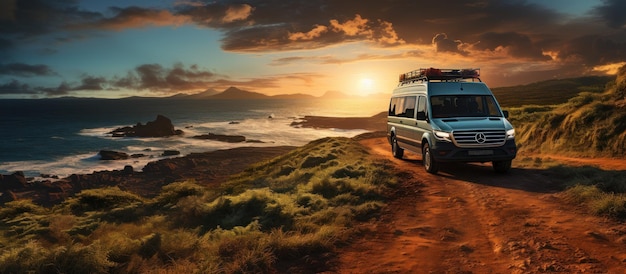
[394,96,419,151]
[410,95,428,148]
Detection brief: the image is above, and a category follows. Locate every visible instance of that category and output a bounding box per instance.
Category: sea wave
[0,98,379,178]
[0,119,368,178]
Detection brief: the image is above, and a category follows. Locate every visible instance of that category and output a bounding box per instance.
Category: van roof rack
[399,68,481,85]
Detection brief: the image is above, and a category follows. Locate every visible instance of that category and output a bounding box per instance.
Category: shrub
[0,200,46,220]
[301,154,338,169]
[152,180,207,208]
[0,240,49,273]
[64,187,145,215]
[591,195,626,218]
[201,189,299,231]
[215,233,275,274]
[50,241,116,273]
[3,213,50,241]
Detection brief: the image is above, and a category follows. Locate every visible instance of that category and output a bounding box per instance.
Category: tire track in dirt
[336,137,626,273]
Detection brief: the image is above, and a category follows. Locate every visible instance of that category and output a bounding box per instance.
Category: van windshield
[430,95,502,118]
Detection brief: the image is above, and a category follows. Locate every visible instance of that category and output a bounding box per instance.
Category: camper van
[387,68,517,174]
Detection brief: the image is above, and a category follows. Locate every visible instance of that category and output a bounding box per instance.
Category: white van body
[387,68,517,173]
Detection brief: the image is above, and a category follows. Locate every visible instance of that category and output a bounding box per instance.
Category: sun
[359,78,374,94]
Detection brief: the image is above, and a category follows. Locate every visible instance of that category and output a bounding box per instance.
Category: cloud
[472,32,551,61]
[375,20,405,45]
[222,4,254,23]
[75,75,107,90]
[113,63,217,93]
[178,2,256,27]
[0,0,99,37]
[0,63,56,77]
[432,33,468,55]
[73,7,192,30]
[0,0,17,21]
[37,82,71,96]
[0,79,35,95]
[289,25,328,41]
[3,0,626,96]
[593,0,626,29]
[556,35,626,66]
[329,14,371,37]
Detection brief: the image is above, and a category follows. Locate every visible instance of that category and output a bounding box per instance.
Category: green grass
[506,66,626,157]
[0,137,398,273]
[551,165,626,219]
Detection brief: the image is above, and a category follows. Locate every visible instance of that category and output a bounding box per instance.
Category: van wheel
[391,135,404,159]
[422,143,439,174]
[493,160,512,173]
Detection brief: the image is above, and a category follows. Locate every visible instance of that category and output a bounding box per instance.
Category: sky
[0,0,625,99]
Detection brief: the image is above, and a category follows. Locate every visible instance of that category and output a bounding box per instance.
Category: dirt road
[336,137,626,273]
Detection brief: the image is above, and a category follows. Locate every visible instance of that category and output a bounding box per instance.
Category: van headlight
[434,130,452,142]
[506,129,515,139]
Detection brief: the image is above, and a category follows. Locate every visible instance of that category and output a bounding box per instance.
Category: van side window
[389,97,405,116]
[402,96,416,118]
[389,96,417,118]
[416,96,427,120]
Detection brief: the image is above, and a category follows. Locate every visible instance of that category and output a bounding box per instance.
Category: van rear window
[431,95,501,118]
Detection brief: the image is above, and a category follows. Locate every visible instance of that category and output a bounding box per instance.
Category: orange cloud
[330,14,371,37]
[289,25,329,41]
[222,4,254,23]
[376,20,405,45]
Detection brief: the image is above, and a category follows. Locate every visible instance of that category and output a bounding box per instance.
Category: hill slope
[0,137,397,273]
[509,66,626,157]
[492,76,612,107]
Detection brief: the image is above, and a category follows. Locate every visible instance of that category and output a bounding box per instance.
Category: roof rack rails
[399,68,481,84]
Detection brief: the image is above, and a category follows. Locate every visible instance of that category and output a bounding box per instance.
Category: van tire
[493,160,512,173]
[391,135,404,159]
[422,143,439,174]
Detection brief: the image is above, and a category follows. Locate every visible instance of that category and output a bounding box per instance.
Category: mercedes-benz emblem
[475,133,486,143]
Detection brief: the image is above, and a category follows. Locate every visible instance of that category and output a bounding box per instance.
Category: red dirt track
[336,137,626,273]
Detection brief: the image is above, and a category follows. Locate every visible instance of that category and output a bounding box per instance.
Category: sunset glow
[1,0,625,99]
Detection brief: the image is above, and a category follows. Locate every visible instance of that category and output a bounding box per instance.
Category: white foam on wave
[79,126,118,137]
[2,116,370,178]
[196,116,368,146]
[0,151,169,178]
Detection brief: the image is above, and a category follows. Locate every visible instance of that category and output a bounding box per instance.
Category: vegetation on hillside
[506,65,626,157]
[0,137,397,273]
[507,65,626,220]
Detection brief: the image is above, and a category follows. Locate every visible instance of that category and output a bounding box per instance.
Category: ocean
[0,98,387,178]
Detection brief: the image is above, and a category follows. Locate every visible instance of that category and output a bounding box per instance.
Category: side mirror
[502,110,509,118]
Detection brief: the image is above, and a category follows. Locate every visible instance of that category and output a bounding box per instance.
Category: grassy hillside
[492,76,612,107]
[0,137,397,273]
[507,66,626,157]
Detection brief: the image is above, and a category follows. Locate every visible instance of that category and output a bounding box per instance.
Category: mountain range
[168,86,382,100]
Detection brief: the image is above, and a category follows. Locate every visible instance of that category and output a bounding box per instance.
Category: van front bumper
[431,139,517,163]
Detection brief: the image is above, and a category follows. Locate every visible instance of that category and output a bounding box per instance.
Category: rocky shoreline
[0,146,295,207]
[0,112,387,207]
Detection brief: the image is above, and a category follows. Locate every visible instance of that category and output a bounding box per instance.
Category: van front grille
[451,130,506,148]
